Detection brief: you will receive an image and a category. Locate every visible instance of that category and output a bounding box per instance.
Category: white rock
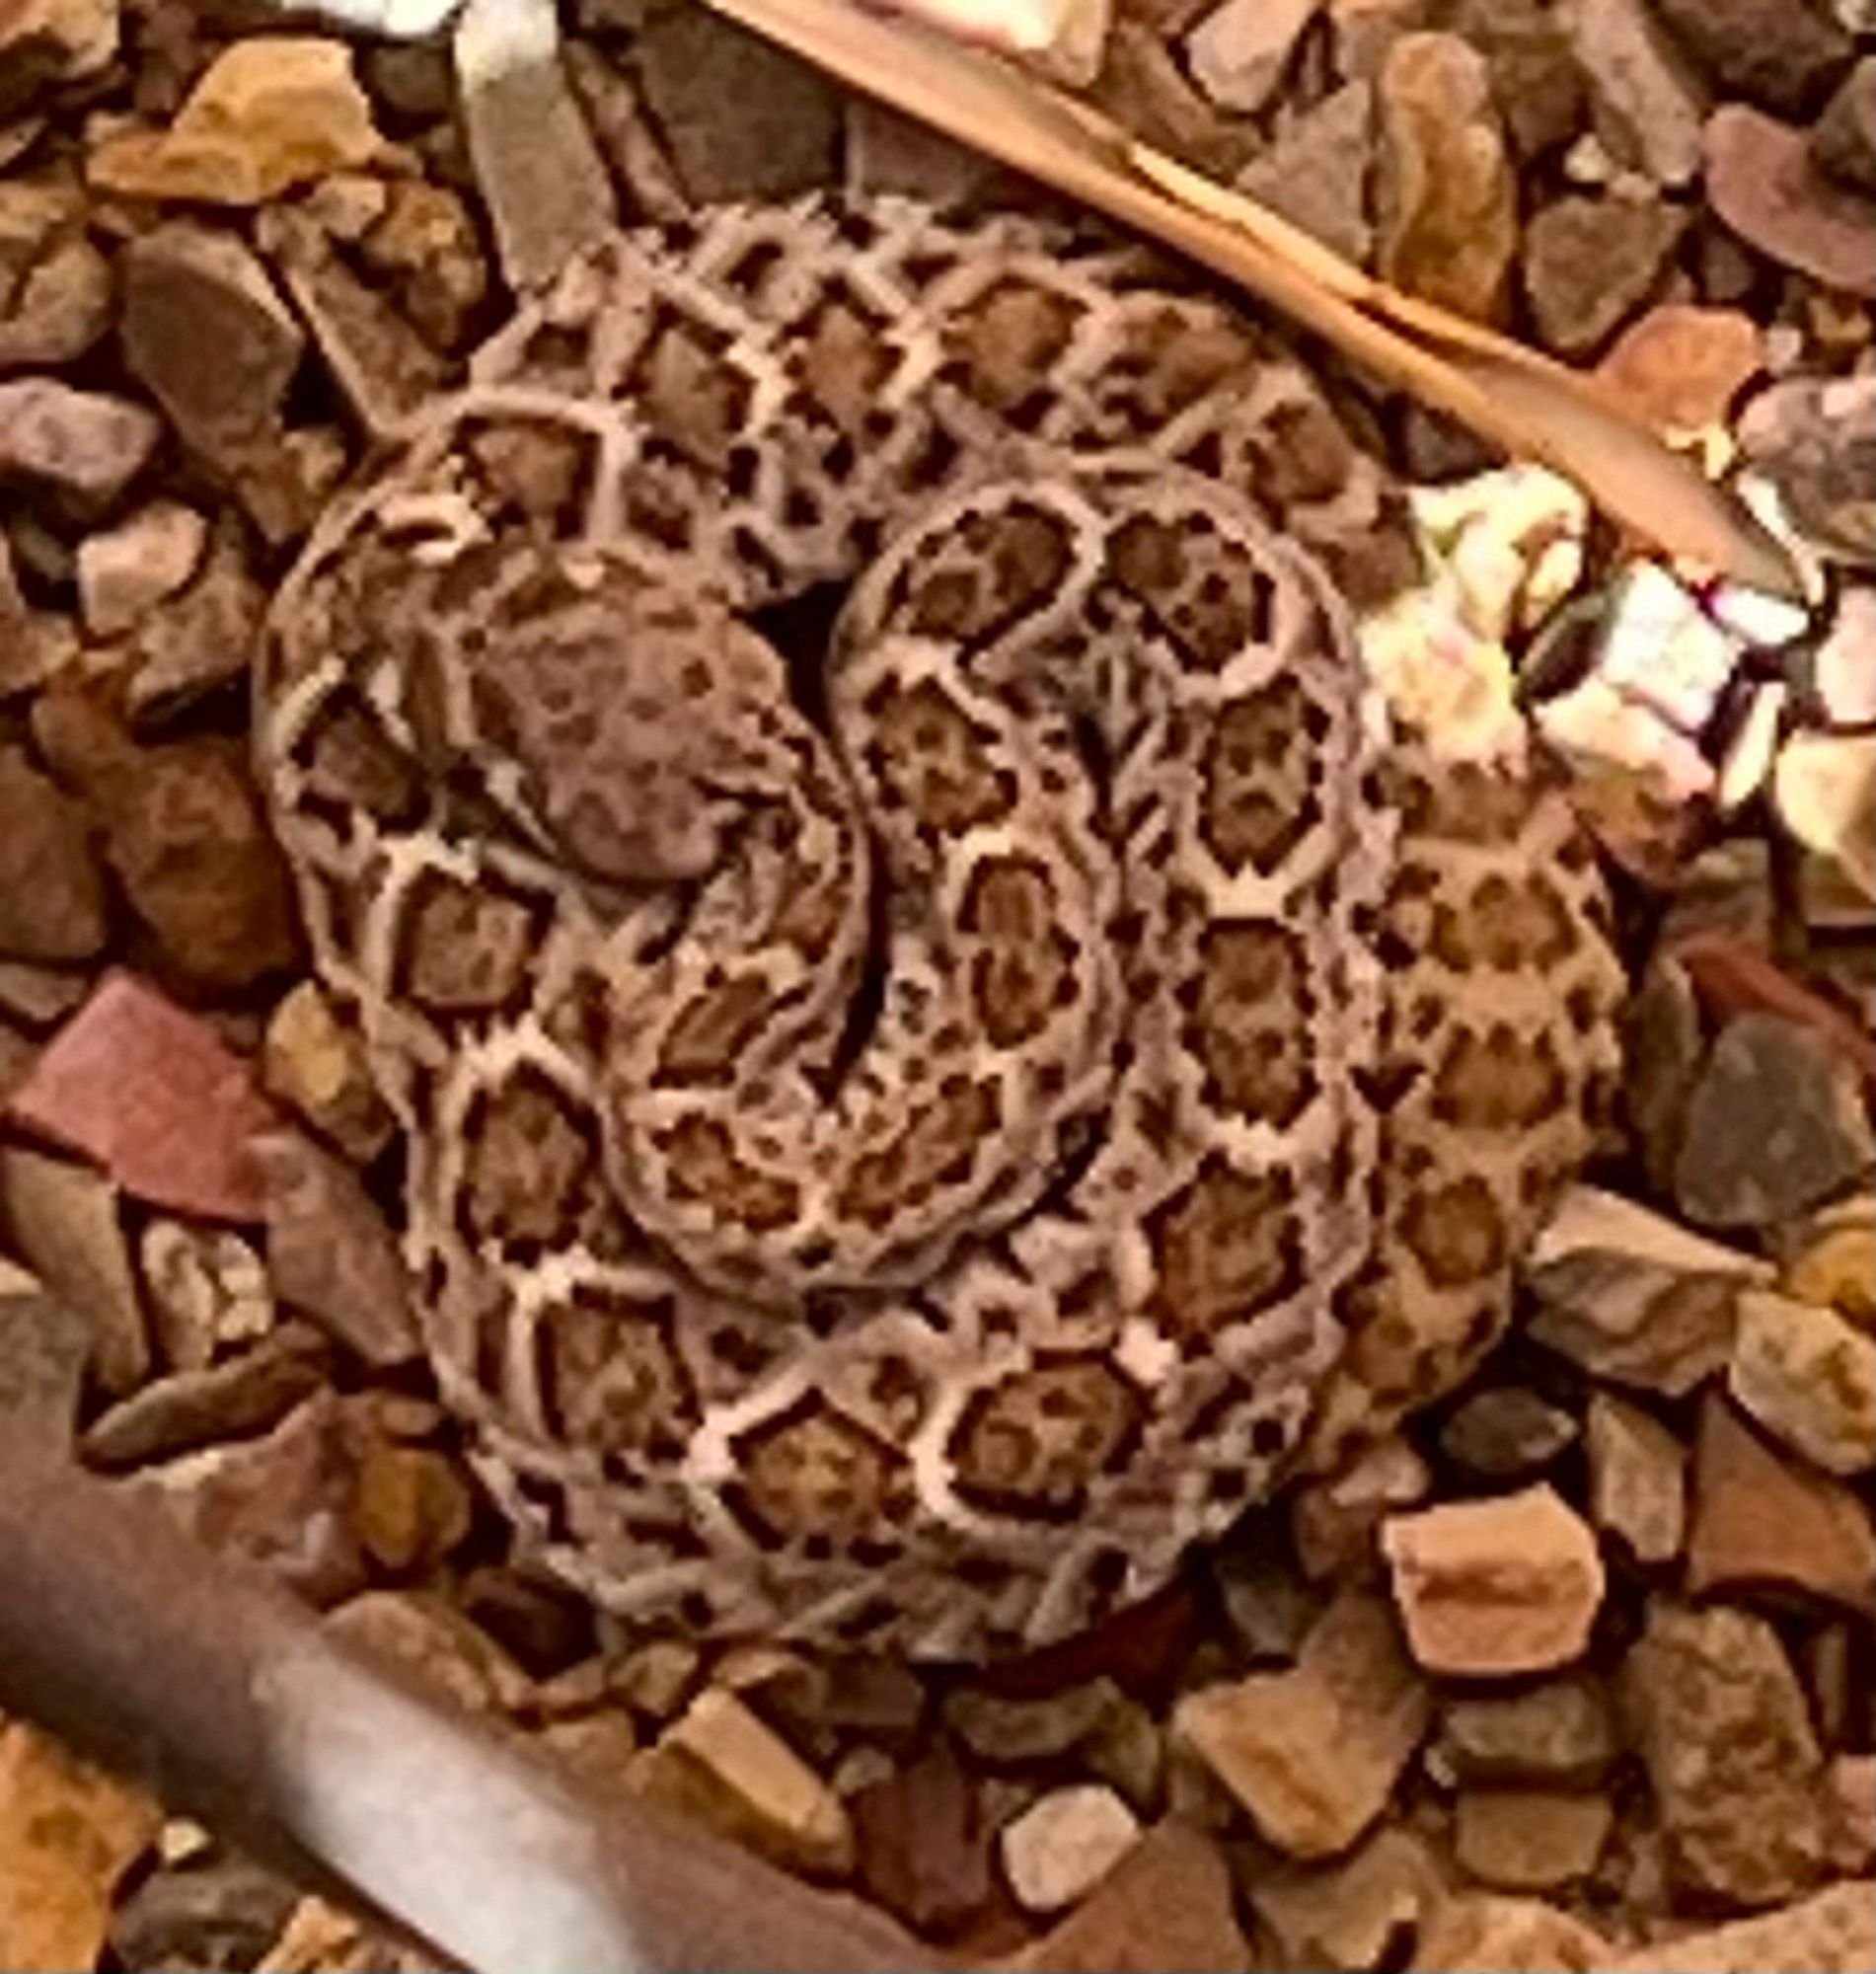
[999,1784,1142,1913]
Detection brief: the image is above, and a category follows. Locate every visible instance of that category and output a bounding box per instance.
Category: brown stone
[262,983,394,1166]
[1521,195,1685,357]
[322,1589,530,1715]
[1454,1787,1613,1891]
[1585,1393,1687,1566]
[1620,1599,1827,1907]
[0,377,159,514]
[76,500,207,639]
[1601,1882,1876,1973]
[1595,307,1762,437]
[5,971,275,1220]
[1381,1485,1605,1677]
[350,1442,474,1573]
[1249,1826,1442,1971]
[1703,106,1876,300]
[1412,1894,1612,1972]
[1688,1395,1876,1614]
[0,178,112,368]
[1650,0,1851,117]
[0,744,108,962]
[1428,1676,1617,1789]
[852,1741,993,1936]
[1814,58,1876,192]
[1729,1289,1876,1475]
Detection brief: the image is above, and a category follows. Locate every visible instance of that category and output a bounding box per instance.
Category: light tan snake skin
[259,194,1623,1657]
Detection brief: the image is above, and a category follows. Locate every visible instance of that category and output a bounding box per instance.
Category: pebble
[1736,374,1876,565]
[1729,1288,1876,1475]
[0,532,76,697]
[130,1390,367,1607]
[1688,1394,1876,1614]
[0,377,159,514]
[0,1720,163,1974]
[638,1686,855,1879]
[0,744,108,964]
[1454,1787,1613,1891]
[4,971,275,1221]
[119,223,312,543]
[1595,306,1763,436]
[1375,31,1517,320]
[1649,0,1851,116]
[1096,20,1252,179]
[1170,1591,1429,1860]
[1814,57,1876,191]
[1585,1392,1687,1565]
[349,1441,474,1573]
[1780,1195,1876,1326]
[635,5,841,204]
[1428,1676,1618,1790]
[1675,1014,1876,1229]
[851,1742,992,1936]
[1413,1893,1611,1972]
[1004,1818,1251,1973]
[1183,0,1318,114]
[80,1321,332,1470]
[998,1784,1140,1914]
[1521,194,1684,357]
[1236,81,1375,266]
[1620,1599,1827,1907]
[123,530,265,718]
[1248,1827,1441,1971]
[0,180,113,369]
[322,1589,529,1715]
[945,1678,1121,1765]
[138,1218,272,1372]
[260,983,394,1166]
[1600,1880,1875,1973]
[1436,1387,1578,1480]
[33,697,302,993]
[75,500,207,639]
[0,1144,149,1394]
[357,179,489,353]
[1291,1435,1431,1580]
[88,37,383,205]
[608,1637,702,1724]
[1703,107,1876,301]
[1774,732,1876,911]
[452,0,615,292]
[1381,1485,1604,1677]
[1562,0,1705,187]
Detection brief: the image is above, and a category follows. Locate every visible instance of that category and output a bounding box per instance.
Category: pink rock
[6,971,276,1221]
[1704,106,1876,300]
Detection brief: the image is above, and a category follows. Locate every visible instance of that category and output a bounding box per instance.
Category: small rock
[1736,374,1876,565]
[0,1144,149,1394]
[852,1741,992,1936]
[1183,0,1318,114]
[1093,20,1252,179]
[1650,0,1851,116]
[1248,1826,1440,1971]
[1236,81,1375,266]
[1703,107,1876,300]
[1729,1288,1876,1474]
[261,983,393,1166]
[1780,1194,1876,1326]
[252,1129,417,1369]
[124,528,266,718]
[1563,0,1706,188]
[1814,58,1876,192]
[1410,462,1589,645]
[88,38,382,205]
[1688,1394,1876,1613]
[845,96,1022,208]
[0,1719,162,1974]
[945,1679,1121,1765]
[1376,33,1518,320]
[138,1217,272,1371]
[350,1442,473,1573]
[1602,1882,1876,1973]
[1004,1818,1251,1973]
[1676,1014,1876,1229]
[0,532,76,697]
[1413,1893,1612,1972]
[799,1656,927,1749]
[0,959,88,1031]
[1585,1393,1687,1566]
[357,178,489,353]
[1291,1435,1431,1580]
[130,1390,368,1607]
[1671,931,1876,1088]
[1620,1599,1827,1906]
[0,744,108,964]
[453,0,615,292]
[1454,1787,1613,1891]
[998,1784,1140,1915]
[638,1686,855,1879]
[1081,1696,1164,1814]
[635,5,841,203]
[0,0,116,114]
[76,500,207,639]
[1381,1484,1604,1677]
[33,697,302,992]
[1170,1591,1429,1860]
[4,971,275,1220]
[108,1851,305,1974]
[0,179,113,369]
[1596,306,1762,435]
[0,377,159,514]
[323,1589,529,1715]
[1522,194,1685,356]
[1429,1676,1618,1789]
[1775,732,1876,912]
[119,223,312,544]
[1825,1755,1876,1873]
[81,1320,332,1470]
[1436,1387,1578,1480]
[609,1636,702,1723]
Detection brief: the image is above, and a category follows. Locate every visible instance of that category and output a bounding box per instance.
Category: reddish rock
[5,971,275,1221]
[1704,106,1876,300]
[1595,306,1763,436]
[852,1742,993,1937]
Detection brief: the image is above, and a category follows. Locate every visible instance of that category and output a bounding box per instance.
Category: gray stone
[1650,0,1851,115]
[0,179,112,369]
[1429,1676,1618,1789]
[1562,0,1706,188]
[1521,194,1685,356]
[1437,1387,1579,1480]
[1236,81,1375,266]
[1675,1014,1876,1230]
[1184,0,1319,114]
